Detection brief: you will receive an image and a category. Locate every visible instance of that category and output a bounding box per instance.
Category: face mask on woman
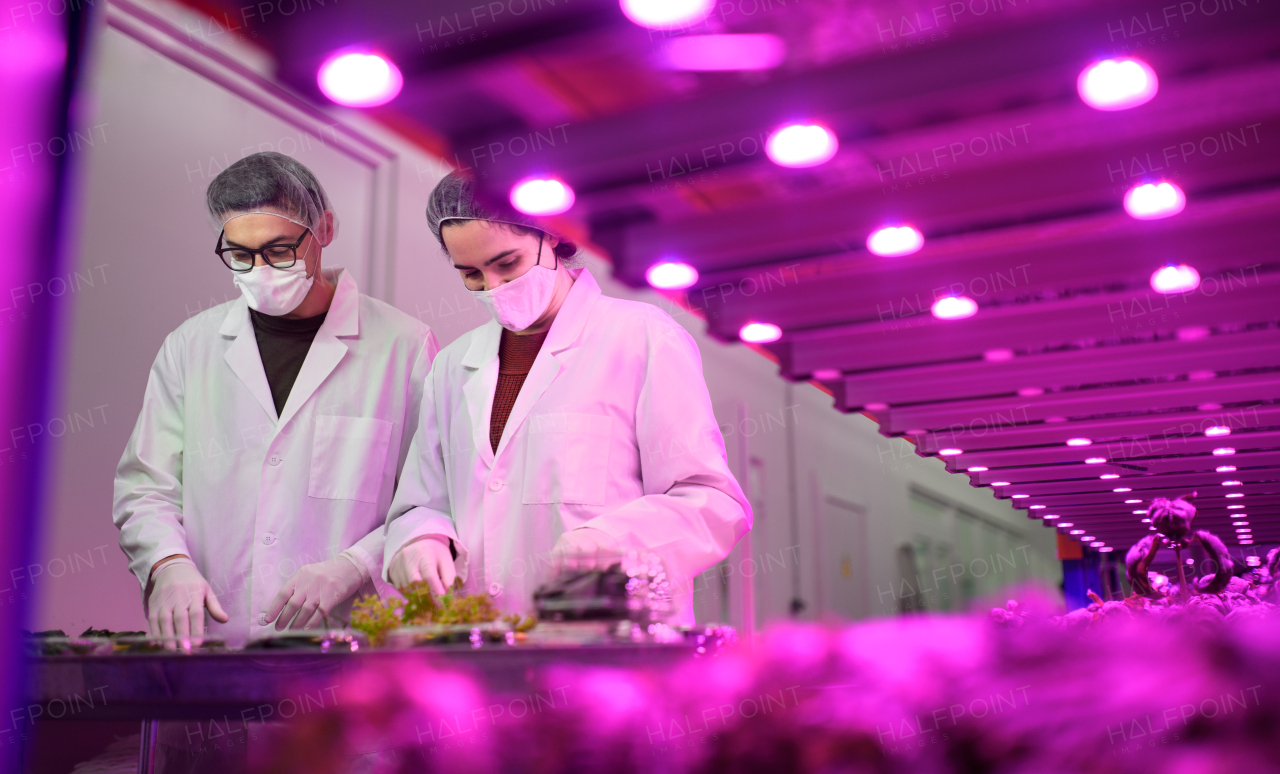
[472,233,557,332]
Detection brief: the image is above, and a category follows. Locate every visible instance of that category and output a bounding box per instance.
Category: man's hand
[146,558,229,639]
[551,527,621,574]
[266,554,366,631]
[388,535,456,596]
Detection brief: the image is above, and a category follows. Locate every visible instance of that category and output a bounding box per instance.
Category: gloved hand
[551,527,621,574]
[266,553,367,631]
[388,535,456,596]
[146,557,229,639]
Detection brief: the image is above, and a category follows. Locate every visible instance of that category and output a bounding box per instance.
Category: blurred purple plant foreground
[253,583,1280,774]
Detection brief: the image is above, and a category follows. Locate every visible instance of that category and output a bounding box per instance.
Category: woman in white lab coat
[384,173,750,622]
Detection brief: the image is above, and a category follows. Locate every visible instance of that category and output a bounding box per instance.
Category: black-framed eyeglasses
[215,228,311,272]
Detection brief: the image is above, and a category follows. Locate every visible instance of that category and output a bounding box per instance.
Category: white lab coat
[114,268,438,645]
[384,268,751,623]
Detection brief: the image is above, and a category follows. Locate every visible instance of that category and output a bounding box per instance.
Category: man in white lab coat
[114,152,438,645]
[384,173,750,623]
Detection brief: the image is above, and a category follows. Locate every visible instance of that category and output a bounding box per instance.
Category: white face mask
[234,260,315,316]
[472,262,558,332]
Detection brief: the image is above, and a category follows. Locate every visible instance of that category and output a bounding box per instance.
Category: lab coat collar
[220,268,358,426]
[462,341,499,467]
[543,266,600,354]
[321,268,359,336]
[460,320,501,370]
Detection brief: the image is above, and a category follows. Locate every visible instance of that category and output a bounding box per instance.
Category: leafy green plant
[350,579,507,645]
[349,594,405,647]
[503,614,538,633]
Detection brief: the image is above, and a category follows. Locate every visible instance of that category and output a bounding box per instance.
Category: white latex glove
[146,558,229,639]
[388,535,456,596]
[551,527,622,574]
[266,553,367,631]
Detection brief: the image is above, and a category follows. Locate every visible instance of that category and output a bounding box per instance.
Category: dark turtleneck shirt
[249,308,328,417]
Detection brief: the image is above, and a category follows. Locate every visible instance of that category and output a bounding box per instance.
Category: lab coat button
[257,614,268,626]
[488,582,503,597]
[488,479,502,492]
[268,455,282,466]
[262,534,276,545]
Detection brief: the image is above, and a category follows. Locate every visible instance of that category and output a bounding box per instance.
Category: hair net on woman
[206,151,338,246]
[426,171,578,262]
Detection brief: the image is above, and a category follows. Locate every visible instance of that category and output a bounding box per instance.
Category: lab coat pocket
[308,415,393,503]
[522,412,611,505]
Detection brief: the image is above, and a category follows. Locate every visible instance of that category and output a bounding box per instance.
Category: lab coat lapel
[494,348,560,459]
[461,321,502,468]
[277,269,358,430]
[220,298,277,422]
[493,268,600,458]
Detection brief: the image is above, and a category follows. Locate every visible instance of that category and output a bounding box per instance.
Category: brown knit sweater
[490,327,550,452]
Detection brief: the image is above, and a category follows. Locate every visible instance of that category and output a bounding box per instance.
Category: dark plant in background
[1124,534,1163,599]
[1129,492,1235,602]
[1147,493,1198,600]
[1195,530,1234,594]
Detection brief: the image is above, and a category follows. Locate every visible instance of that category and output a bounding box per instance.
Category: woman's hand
[551,527,621,574]
[388,535,457,595]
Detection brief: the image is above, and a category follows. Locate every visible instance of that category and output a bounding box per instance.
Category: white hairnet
[206,151,338,245]
[426,171,578,262]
